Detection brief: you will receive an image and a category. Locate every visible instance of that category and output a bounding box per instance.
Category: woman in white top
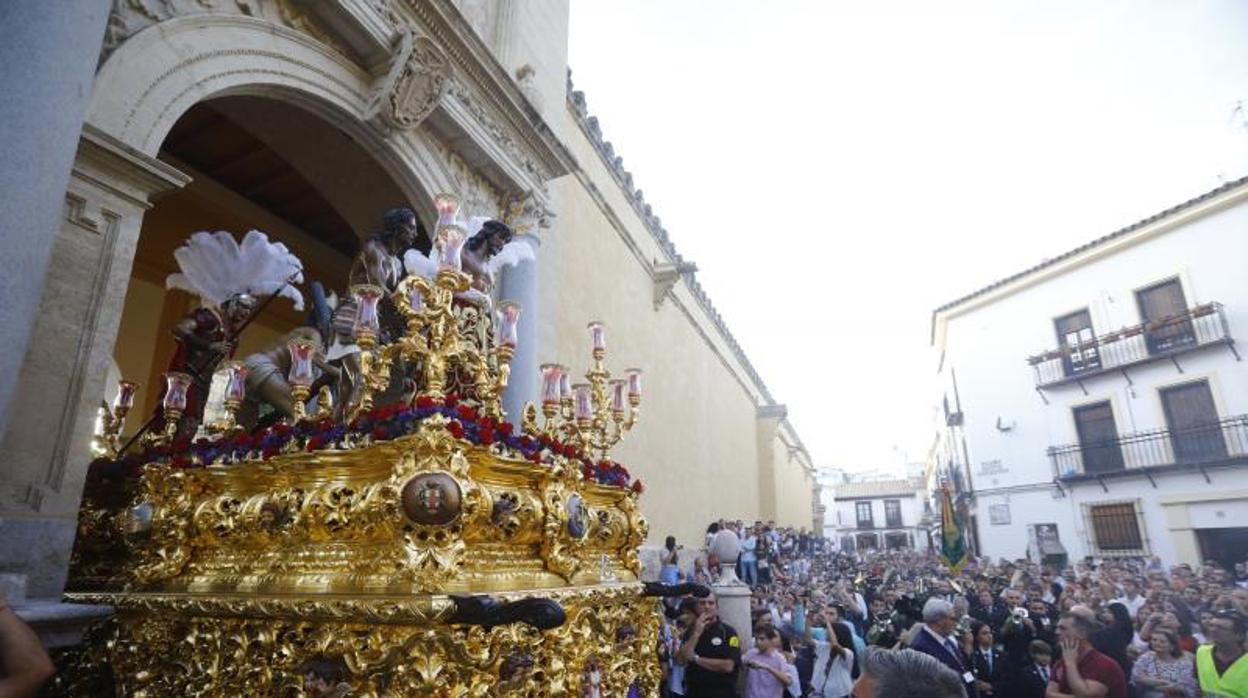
[809,615,855,698]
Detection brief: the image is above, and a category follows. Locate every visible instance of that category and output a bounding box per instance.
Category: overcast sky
[567,0,1248,474]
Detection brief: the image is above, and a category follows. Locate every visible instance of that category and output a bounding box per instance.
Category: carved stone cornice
[366,28,451,134]
[401,0,573,185]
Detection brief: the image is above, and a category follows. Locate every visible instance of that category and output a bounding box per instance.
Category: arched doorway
[112,95,419,430]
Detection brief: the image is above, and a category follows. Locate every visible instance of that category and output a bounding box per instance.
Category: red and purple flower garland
[86,394,641,493]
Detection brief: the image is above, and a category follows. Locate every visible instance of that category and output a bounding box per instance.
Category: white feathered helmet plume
[165,230,305,310]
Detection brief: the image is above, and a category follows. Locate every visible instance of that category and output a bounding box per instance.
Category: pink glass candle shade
[540,363,563,405]
[287,340,317,387]
[223,362,249,403]
[351,285,383,337]
[558,367,572,401]
[587,321,606,352]
[163,372,192,412]
[113,380,138,411]
[439,225,467,271]
[573,383,593,421]
[625,368,642,400]
[496,301,521,348]
[610,379,627,413]
[434,193,460,229]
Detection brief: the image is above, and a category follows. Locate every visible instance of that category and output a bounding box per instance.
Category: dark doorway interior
[1195,527,1248,572]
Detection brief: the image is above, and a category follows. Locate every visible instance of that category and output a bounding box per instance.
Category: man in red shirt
[1046,608,1127,698]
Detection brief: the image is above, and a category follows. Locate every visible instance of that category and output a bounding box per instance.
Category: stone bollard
[712,580,753,653]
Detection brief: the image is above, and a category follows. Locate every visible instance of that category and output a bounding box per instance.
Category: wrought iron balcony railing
[856,520,875,530]
[1028,303,1234,389]
[1050,414,1248,480]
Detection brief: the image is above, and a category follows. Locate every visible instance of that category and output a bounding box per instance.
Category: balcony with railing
[1028,303,1236,389]
[1050,415,1248,482]
[856,519,875,530]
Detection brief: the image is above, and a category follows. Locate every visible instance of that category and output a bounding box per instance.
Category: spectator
[1129,627,1196,698]
[1092,602,1134,680]
[851,647,968,698]
[1019,640,1054,698]
[662,536,682,585]
[741,528,759,587]
[1114,579,1148,620]
[0,589,55,698]
[810,613,856,698]
[968,619,1009,696]
[910,598,978,698]
[1195,610,1247,697]
[675,593,741,698]
[1048,608,1128,698]
[742,625,793,697]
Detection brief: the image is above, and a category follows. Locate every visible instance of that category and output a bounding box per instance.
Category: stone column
[499,234,540,423]
[0,1,111,436]
[0,126,189,604]
[712,581,754,653]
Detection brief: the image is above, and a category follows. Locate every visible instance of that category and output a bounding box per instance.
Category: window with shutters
[1086,502,1147,555]
[884,500,902,527]
[1137,278,1195,354]
[856,501,874,529]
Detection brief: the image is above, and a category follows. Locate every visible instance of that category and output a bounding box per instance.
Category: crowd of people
[655,519,1248,698]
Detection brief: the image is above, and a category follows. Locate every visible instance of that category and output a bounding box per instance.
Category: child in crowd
[742,625,794,698]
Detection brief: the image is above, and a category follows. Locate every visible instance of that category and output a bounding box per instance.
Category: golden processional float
[60,195,698,696]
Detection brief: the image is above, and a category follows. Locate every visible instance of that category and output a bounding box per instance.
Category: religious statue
[156,230,304,441]
[240,327,339,423]
[461,219,514,294]
[328,207,426,418]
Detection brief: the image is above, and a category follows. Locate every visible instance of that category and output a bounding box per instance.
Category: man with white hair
[852,646,967,698]
[908,597,979,698]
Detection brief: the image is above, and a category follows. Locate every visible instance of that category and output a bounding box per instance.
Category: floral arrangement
[87,394,641,493]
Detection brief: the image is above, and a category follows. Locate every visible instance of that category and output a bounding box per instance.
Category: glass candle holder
[541,363,563,405]
[408,282,424,313]
[350,284,384,338]
[610,379,627,413]
[163,372,192,412]
[625,368,643,399]
[496,301,521,348]
[113,380,138,411]
[587,321,606,352]
[438,225,467,271]
[287,340,317,387]
[573,383,593,421]
[223,362,249,402]
[434,192,460,229]
[559,367,573,401]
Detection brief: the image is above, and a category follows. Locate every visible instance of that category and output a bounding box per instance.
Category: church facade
[0,0,816,614]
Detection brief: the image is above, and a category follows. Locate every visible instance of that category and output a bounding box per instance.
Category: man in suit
[1017,640,1053,698]
[908,598,978,698]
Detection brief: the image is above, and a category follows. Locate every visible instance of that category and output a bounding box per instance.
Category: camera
[1012,607,1029,621]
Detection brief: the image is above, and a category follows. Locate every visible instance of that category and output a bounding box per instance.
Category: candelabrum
[210,362,249,434]
[287,338,317,421]
[537,322,642,460]
[159,371,193,443]
[348,193,521,420]
[92,379,138,456]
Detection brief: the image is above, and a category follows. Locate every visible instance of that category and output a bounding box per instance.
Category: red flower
[479,426,496,446]
[415,395,436,409]
[171,437,191,453]
[445,393,460,407]
[562,444,579,459]
[261,447,278,460]
[497,422,514,437]
[518,435,534,449]
[317,418,334,432]
[582,464,595,480]
[273,423,292,436]
[232,433,253,449]
[305,436,325,452]
[528,451,543,464]
[631,479,645,495]
[447,420,465,439]
[170,455,192,469]
[455,404,477,422]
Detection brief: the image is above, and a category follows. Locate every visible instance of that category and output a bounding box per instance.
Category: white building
[829,478,931,553]
[931,177,1248,568]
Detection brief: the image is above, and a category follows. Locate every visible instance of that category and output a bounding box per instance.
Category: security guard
[675,594,742,698]
[1196,610,1248,698]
